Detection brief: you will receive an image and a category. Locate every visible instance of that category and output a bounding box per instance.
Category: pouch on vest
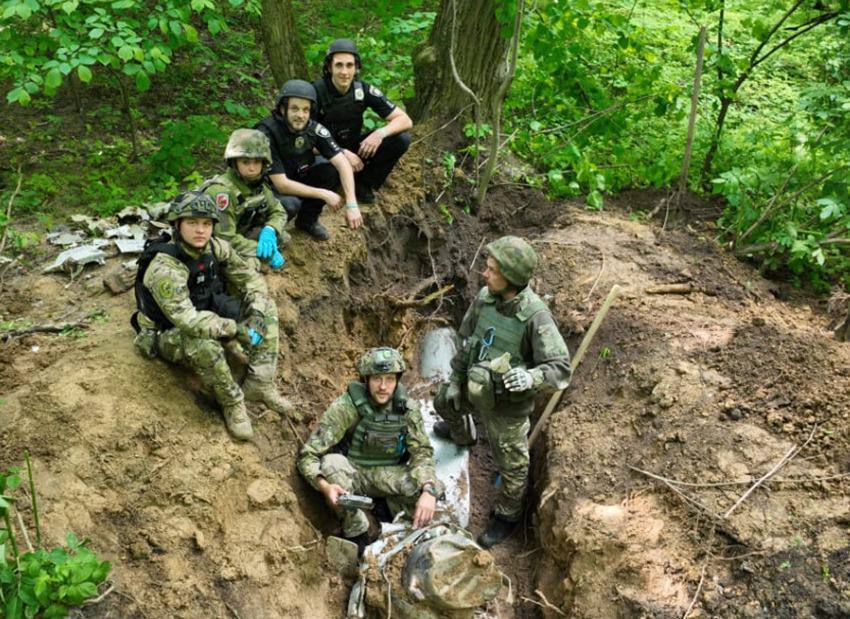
[466,363,496,412]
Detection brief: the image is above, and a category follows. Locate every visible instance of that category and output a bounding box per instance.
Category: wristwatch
[422,482,441,499]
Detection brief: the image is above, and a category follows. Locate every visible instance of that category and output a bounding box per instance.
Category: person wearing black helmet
[313,38,412,205]
[256,79,362,242]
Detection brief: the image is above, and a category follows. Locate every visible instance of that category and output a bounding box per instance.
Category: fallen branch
[1,309,106,342]
[682,563,706,619]
[521,590,566,616]
[83,581,116,606]
[0,165,24,255]
[628,465,725,522]
[645,283,697,295]
[394,284,454,309]
[723,426,816,518]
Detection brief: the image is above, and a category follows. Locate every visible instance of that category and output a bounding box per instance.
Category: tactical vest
[256,115,315,177]
[465,289,549,410]
[314,79,366,150]
[131,235,240,332]
[344,381,409,467]
[202,173,268,230]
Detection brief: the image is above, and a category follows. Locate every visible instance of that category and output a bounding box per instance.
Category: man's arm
[449,289,486,379]
[207,185,257,258]
[144,253,236,339]
[297,394,359,491]
[358,108,413,159]
[267,171,340,207]
[526,311,572,392]
[329,152,363,229]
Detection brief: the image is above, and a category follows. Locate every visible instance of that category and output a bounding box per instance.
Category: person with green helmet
[433,235,571,548]
[298,347,444,552]
[199,128,289,271]
[131,191,295,441]
[313,38,412,204]
[255,79,362,242]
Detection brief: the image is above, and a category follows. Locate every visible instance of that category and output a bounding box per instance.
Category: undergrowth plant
[0,452,111,619]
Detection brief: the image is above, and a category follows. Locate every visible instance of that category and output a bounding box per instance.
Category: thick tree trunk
[410,0,510,122]
[259,0,309,89]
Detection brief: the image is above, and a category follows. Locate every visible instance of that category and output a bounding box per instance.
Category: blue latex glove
[257,226,277,259]
[269,249,285,269]
[248,328,263,346]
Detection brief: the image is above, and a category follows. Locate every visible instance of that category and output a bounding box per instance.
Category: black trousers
[272,159,339,229]
[348,131,411,189]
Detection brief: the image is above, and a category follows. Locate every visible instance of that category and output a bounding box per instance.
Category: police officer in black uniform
[256,79,362,242]
[313,39,412,205]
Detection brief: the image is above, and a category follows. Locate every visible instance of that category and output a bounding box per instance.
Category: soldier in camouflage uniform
[434,236,571,548]
[298,347,444,550]
[201,128,289,272]
[132,191,294,441]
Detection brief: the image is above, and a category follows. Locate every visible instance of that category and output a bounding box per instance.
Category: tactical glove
[504,367,534,392]
[236,325,264,347]
[269,249,285,269]
[257,226,277,259]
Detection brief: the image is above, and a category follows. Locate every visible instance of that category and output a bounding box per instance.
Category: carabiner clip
[478,326,496,362]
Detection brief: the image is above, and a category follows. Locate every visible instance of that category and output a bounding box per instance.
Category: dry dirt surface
[1,156,849,618]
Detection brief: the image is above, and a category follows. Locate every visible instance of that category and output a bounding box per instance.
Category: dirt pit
[1,152,850,618]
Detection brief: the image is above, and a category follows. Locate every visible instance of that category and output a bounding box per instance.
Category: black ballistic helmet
[323,38,362,76]
[274,79,318,110]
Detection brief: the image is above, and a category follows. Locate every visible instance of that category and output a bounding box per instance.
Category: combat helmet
[167,190,220,223]
[323,38,361,76]
[274,79,318,110]
[356,347,406,377]
[486,235,538,287]
[224,128,272,166]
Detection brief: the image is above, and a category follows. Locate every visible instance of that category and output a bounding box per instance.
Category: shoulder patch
[157,279,175,300]
[354,87,365,101]
[368,85,383,97]
[215,193,230,210]
[316,124,331,139]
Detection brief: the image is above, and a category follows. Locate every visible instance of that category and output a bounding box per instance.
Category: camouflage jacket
[202,168,287,260]
[451,285,572,393]
[298,390,440,493]
[138,236,270,338]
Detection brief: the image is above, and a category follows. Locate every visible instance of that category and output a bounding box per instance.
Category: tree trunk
[410,0,510,122]
[259,0,309,89]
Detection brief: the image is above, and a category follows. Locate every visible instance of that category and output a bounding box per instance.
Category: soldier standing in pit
[298,347,444,551]
[131,191,294,441]
[201,129,288,272]
[313,38,412,205]
[433,236,571,548]
[255,79,362,242]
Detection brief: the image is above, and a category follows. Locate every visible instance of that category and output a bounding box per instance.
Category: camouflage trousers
[435,382,530,521]
[319,453,421,537]
[135,298,280,410]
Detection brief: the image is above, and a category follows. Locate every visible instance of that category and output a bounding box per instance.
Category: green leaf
[6,87,31,105]
[111,0,134,7]
[45,68,62,89]
[117,45,133,61]
[61,1,78,13]
[89,27,104,39]
[135,70,150,91]
[586,190,604,210]
[77,65,92,83]
[183,23,198,43]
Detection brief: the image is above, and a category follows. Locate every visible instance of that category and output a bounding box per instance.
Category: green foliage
[1,460,111,619]
[148,115,227,182]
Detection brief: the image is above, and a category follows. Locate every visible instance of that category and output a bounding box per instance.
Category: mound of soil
[1,145,848,618]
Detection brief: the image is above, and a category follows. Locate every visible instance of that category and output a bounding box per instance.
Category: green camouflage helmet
[167,190,220,223]
[357,347,406,377]
[486,235,538,286]
[224,128,272,166]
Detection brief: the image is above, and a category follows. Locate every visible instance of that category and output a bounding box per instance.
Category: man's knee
[183,337,227,370]
[275,194,302,221]
[320,453,356,485]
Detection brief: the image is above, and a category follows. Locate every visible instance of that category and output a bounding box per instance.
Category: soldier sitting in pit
[297,347,443,551]
[201,128,289,272]
[131,191,293,440]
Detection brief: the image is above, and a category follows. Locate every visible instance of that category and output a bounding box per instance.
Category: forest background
[1,0,849,290]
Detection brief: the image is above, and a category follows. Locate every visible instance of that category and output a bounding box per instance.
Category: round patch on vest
[294,136,306,149]
[369,85,383,97]
[316,125,331,138]
[215,193,230,210]
[354,87,365,101]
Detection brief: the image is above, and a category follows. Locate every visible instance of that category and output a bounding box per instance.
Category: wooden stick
[723,426,815,518]
[395,284,454,308]
[529,284,621,447]
[0,165,23,255]
[629,465,724,521]
[645,283,697,295]
[678,26,707,196]
[682,563,707,619]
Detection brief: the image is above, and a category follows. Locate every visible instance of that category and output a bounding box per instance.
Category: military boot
[433,420,477,447]
[242,378,297,417]
[223,401,254,441]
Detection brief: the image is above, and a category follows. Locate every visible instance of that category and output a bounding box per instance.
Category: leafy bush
[148,114,227,182]
[0,457,111,619]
